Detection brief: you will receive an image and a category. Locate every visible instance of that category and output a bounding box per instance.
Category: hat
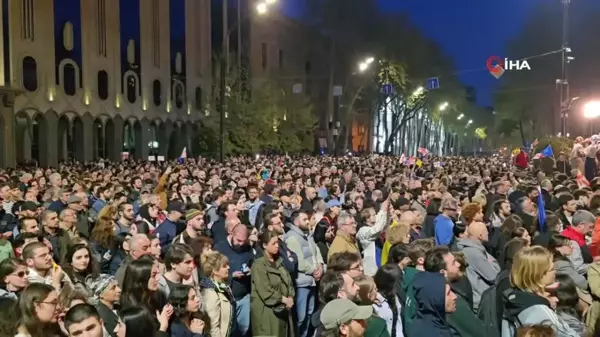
[167,201,187,213]
[320,299,373,330]
[140,186,152,194]
[185,209,203,222]
[86,274,116,303]
[67,195,83,204]
[326,199,342,209]
[20,201,39,212]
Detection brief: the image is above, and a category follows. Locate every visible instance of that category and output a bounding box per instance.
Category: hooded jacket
[456,238,500,311]
[409,272,452,337]
[502,288,578,337]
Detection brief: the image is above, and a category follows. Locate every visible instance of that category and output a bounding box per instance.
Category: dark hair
[18,283,60,337]
[164,243,194,271]
[426,198,442,215]
[168,285,194,322]
[318,270,346,305]
[424,246,451,273]
[133,220,152,234]
[374,264,401,337]
[258,230,279,247]
[64,303,101,332]
[554,274,581,319]
[0,258,26,287]
[388,243,409,265]
[0,297,18,336]
[121,255,162,313]
[327,252,361,273]
[548,234,571,262]
[62,244,99,282]
[119,306,160,337]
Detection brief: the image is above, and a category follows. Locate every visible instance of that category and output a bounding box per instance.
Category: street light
[457,113,464,120]
[412,86,424,96]
[357,56,375,73]
[256,2,268,14]
[439,102,448,111]
[584,101,600,119]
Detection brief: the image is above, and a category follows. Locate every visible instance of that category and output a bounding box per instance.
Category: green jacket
[250,255,295,337]
[400,266,420,332]
[365,316,391,337]
[447,296,487,337]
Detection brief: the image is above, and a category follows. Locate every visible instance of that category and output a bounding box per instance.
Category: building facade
[0,0,212,167]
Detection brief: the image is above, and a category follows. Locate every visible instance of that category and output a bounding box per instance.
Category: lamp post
[558,0,572,136]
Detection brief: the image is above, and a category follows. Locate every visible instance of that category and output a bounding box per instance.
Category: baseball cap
[326,199,342,209]
[167,201,187,214]
[21,201,39,212]
[320,299,373,330]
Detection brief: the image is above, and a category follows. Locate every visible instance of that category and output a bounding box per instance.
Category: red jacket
[562,226,585,247]
[514,152,529,169]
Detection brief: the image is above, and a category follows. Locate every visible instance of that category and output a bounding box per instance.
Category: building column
[139,119,151,160]
[107,118,124,162]
[81,115,94,163]
[0,88,22,168]
[159,123,173,158]
[39,112,59,168]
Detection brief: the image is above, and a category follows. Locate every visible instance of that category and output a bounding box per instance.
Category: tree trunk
[518,120,526,147]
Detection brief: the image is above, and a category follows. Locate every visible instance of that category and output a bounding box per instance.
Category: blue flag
[540,145,554,158]
[537,186,546,232]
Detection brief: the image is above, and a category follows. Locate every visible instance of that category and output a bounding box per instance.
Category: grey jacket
[501,305,579,337]
[456,238,500,311]
[284,224,323,288]
[555,259,588,290]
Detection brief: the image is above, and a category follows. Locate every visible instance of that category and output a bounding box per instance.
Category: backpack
[477,282,502,337]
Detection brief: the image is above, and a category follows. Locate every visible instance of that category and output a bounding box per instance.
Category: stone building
[0,0,212,167]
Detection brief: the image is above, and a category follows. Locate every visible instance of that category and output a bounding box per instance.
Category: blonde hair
[200,251,229,278]
[353,275,376,305]
[510,246,553,294]
[386,222,410,245]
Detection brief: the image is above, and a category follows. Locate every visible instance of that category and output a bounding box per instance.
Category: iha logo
[486,56,531,79]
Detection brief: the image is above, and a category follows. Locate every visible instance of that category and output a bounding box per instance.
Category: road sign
[292,83,303,94]
[426,77,439,90]
[381,83,393,95]
[333,85,343,97]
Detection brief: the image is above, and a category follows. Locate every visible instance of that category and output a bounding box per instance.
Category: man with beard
[255,213,298,276]
[311,269,360,336]
[425,246,485,337]
[214,225,254,337]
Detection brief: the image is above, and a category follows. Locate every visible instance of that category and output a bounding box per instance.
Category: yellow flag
[416,159,423,167]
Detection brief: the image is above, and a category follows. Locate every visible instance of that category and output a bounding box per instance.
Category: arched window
[97,70,108,100]
[195,86,202,111]
[22,56,38,92]
[175,84,184,109]
[63,64,76,96]
[126,75,137,103]
[152,80,162,106]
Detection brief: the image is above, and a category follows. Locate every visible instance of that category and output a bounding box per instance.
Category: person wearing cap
[313,199,342,262]
[86,274,121,335]
[562,210,596,274]
[328,212,360,262]
[319,298,372,337]
[155,200,186,253]
[434,197,458,246]
[173,208,209,253]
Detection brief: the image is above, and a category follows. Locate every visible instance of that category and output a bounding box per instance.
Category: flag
[407,157,416,166]
[540,145,553,158]
[400,154,407,164]
[418,147,429,156]
[537,186,546,232]
[177,147,187,164]
[416,159,423,167]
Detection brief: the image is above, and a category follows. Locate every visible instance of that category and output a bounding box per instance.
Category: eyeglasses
[10,271,28,278]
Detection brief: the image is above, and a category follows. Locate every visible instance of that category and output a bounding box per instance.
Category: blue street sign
[381,83,392,95]
[426,77,440,90]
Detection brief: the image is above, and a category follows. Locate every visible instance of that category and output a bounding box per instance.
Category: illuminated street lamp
[256,2,268,14]
[413,86,424,96]
[457,113,464,120]
[584,101,600,119]
[466,119,473,128]
[358,56,375,73]
[439,102,449,111]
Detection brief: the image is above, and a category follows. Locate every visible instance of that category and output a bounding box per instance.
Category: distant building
[0,0,212,167]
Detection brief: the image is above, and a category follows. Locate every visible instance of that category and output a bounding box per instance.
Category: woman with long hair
[119,306,169,337]
[137,203,161,231]
[0,297,19,336]
[554,274,588,337]
[200,251,234,337]
[251,230,295,337]
[167,285,205,336]
[503,246,578,337]
[374,264,403,337]
[120,255,167,315]
[0,258,28,299]
[16,283,64,337]
[90,205,118,273]
[62,244,100,293]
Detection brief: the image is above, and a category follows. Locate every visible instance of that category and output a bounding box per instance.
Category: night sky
[284,0,545,107]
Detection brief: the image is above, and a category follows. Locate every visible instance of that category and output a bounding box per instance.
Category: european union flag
[537,186,546,232]
[540,145,554,158]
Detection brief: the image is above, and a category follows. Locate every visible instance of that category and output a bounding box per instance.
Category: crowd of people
[0,153,599,337]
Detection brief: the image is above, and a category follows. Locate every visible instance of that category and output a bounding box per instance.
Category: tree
[202,79,316,155]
